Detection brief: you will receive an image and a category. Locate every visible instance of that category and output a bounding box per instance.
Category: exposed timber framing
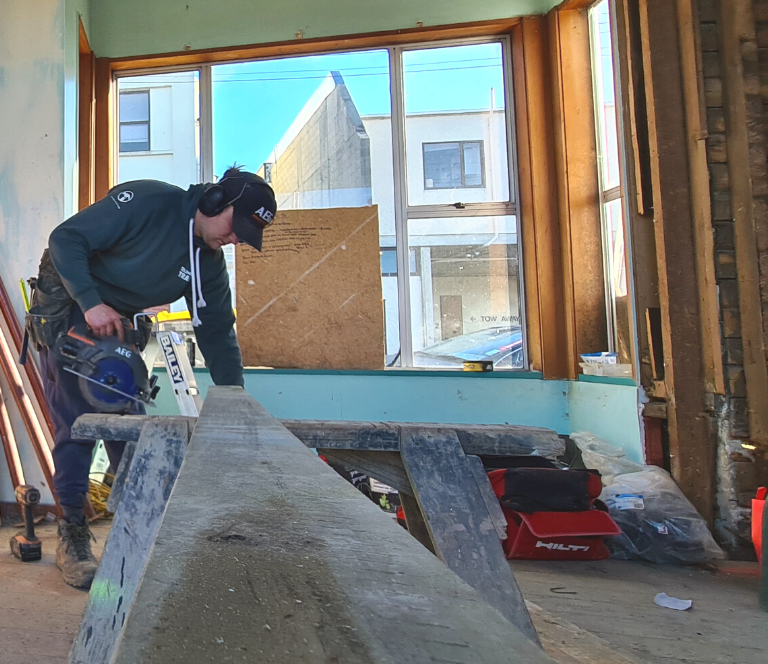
[638,0,717,522]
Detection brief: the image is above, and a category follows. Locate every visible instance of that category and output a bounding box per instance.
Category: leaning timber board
[109,387,554,664]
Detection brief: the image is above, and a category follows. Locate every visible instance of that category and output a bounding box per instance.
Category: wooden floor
[1,520,766,664]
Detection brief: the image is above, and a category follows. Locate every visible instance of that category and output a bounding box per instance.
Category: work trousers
[39,305,144,510]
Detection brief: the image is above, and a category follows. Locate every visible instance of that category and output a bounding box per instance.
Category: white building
[117,71,520,366]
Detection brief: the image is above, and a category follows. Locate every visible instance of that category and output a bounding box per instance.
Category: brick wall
[699,0,766,554]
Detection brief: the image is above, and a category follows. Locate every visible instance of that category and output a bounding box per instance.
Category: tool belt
[25,250,153,351]
[25,250,75,351]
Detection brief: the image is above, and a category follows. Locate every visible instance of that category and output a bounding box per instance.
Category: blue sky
[212,43,506,176]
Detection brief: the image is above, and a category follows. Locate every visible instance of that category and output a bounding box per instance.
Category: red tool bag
[488,467,621,561]
[753,487,766,564]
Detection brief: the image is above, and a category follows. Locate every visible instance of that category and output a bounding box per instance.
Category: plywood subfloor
[1,521,766,664]
[512,558,768,664]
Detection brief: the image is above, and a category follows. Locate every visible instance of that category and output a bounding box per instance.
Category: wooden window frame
[91,16,614,379]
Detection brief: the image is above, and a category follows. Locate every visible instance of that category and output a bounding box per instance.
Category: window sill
[119,150,174,157]
[197,367,546,379]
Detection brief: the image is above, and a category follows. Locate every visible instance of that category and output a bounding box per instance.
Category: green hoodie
[48,180,243,387]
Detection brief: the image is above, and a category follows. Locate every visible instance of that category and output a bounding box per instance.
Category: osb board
[236,206,384,370]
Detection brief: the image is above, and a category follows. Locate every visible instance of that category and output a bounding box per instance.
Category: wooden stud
[638,0,716,522]
[614,0,661,390]
[677,0,725,395]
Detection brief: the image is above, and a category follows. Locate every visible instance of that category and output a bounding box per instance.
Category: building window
[119,90,150,152]
[381,248,419,277]
[423,141,485,189]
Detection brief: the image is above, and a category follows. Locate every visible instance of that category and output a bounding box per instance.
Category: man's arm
[48,194,134,314]
[187,254,244,387]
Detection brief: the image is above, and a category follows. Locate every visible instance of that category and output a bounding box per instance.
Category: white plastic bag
[571,431,643,483]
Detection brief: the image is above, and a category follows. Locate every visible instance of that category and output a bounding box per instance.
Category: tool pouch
[25,250,74,351]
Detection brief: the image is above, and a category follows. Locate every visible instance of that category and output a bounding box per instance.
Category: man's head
[197,166,277,251]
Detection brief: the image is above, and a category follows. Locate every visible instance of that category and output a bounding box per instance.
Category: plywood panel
[236,206,384,370]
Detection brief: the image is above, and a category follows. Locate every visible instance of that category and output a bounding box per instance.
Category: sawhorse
[69,388,561,663]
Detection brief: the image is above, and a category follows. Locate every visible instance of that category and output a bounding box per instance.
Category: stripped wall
[90,0,561,58]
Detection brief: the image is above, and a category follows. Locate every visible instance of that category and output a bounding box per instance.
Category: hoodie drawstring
[188,218,207,327]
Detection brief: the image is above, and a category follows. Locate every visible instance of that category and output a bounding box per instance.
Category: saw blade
[63,366,155,413]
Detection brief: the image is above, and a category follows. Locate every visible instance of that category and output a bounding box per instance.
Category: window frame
[421,140,486,190]
[109,34,526,371]
[118,89,151,153]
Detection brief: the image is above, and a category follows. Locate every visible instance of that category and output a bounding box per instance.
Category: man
[28,166,276,588]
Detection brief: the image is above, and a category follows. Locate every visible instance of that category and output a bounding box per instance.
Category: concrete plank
[110,387,553,664]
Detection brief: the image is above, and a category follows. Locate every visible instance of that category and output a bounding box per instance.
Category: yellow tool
[19,278,30,312]
[462,361,494,372]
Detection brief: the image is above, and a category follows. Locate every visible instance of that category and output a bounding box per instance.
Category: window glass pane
[403,43,511,206]
[593,1,621,191]
[409,215,523,370]
[119,124,149,152]
[604,198,631,362]
[212,50,400,365]
[463,142,484,187]
[424,143,461,189]
[381,248,398,276]
[119,91,149,122]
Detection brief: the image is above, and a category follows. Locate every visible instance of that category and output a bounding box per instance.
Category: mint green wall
[151,370,644,460]
[567,378,645,463]
[90,0,561,58]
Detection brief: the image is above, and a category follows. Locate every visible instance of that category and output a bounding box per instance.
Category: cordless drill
[10,485,42,562]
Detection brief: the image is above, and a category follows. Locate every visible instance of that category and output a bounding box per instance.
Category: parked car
[413,326,524,369]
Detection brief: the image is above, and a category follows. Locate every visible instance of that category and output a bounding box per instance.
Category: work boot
[56,518,98,589]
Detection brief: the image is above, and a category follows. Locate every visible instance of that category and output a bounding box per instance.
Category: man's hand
[84,304,126,341]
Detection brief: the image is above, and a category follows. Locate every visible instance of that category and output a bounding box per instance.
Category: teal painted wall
[567,378,645,463]
[152,370,644,460]
[90,0,561,58]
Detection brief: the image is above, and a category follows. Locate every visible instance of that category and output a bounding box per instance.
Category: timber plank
[319,449,413,496]
[69,419,189,664]
[109,387,552,663]
[72,414,565,458]
[399,426,538,643]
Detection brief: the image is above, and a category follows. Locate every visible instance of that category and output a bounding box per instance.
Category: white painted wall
[0,0,73,503]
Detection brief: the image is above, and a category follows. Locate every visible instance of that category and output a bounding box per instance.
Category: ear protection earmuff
[199,177,252,217]
[198,183,229,217]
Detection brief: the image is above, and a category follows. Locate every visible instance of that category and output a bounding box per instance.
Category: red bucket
[753,487,766,563]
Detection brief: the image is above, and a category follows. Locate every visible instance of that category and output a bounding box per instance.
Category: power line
[119,63,505,87]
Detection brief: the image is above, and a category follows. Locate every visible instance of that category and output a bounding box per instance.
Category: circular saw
[52,323,159,413]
